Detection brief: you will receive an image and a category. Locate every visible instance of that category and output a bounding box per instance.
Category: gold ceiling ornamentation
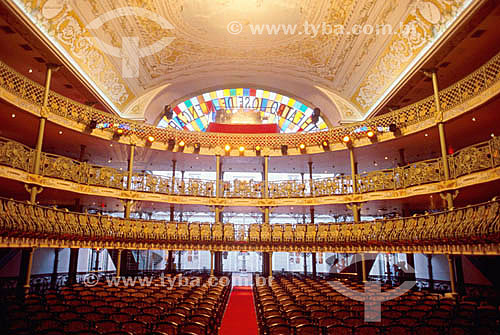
[11,0,134,108]
[7,0,478,120]
[352,0,469,112]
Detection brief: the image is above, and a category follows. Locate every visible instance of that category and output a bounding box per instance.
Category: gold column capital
[40,106,50,118]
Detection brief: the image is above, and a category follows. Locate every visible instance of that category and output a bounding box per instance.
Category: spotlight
[193,143,201,154]
[147,136,155,143]
[321,140,330,151]
[167,139,175,150]
[239,146,245,152]
[312,107,321,123]
[388,123,401,136]
[178,140,185,147]
[113,128,124,141]
[224,144,231,152]
[342,135,351,143]
[299,143,306,154]
[164,105,173,119]
[281,145,288,156]
[367,129,377,142]
[85,119,98,133]
[255,145,261,156]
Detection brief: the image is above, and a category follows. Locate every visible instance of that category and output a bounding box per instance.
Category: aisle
[219,286,258,335]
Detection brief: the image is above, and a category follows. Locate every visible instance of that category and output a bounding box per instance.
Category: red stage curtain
[206,123,280,133]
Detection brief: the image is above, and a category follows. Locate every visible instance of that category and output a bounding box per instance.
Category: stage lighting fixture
[342,135,351,143]
[178,140,185,147]
[281,145,288,155]
[167,139,175,150]
[193,143,201,154]
[224,144,231,152]
[147,136,155,143]
[299,143,306,150]
[239,146,245,152]
[367,130,375,138]
[321,140,330,150]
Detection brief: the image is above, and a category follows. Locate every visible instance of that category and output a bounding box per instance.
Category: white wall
[0,248,115,277]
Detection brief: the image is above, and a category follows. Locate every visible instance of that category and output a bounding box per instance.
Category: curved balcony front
[0,197,498,254]
[0,136,499,206]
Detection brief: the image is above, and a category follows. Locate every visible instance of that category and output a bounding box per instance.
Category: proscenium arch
[158,87,329,133]
[141,74,353,130]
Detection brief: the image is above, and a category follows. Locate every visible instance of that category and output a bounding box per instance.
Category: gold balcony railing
[0,50,499,149]
[0,197,498,253]
[1,136,499,199]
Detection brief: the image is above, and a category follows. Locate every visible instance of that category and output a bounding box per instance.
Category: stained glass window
[157,88,328,133]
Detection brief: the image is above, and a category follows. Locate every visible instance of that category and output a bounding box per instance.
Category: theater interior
[1,0,500,334]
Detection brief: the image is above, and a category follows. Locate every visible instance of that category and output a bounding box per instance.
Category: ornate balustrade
[0,197,499,253]
[1,136,500,199]
[0,50,499,150]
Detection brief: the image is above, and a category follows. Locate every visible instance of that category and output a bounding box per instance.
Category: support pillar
[361,253,367,282]
[51,248,60,289]
[427,69,459,296]
[124,144,135,219]
[171,159,177,194]
[115,249,123,278]
[169,204,175,222]
[312,253,317,279]
[17,248,35,296]
[262,252,270,277]
[427,254,434,291]
[386,254,392,283]
[455,256,465,295]
[215,252,223,275]
[177,251,182,272]
[29,64,59,203]
[268,252,273,279]
[167,251,174,273]
[94,249,101,272]
[68,248,79,285]
[447,255,457,295]
[304,253,307,275]
[425,69,453,209]
[210,251,214,276]
[263,156,269,198]
[215,155,221,198]
[406,253,416,281]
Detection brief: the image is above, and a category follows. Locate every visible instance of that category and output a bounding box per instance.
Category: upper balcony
[0,49,499,157]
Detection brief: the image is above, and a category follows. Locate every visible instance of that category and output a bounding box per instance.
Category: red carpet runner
[220,286,258,335]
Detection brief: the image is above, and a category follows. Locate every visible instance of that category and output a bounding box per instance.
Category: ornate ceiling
[6,0,478,125]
